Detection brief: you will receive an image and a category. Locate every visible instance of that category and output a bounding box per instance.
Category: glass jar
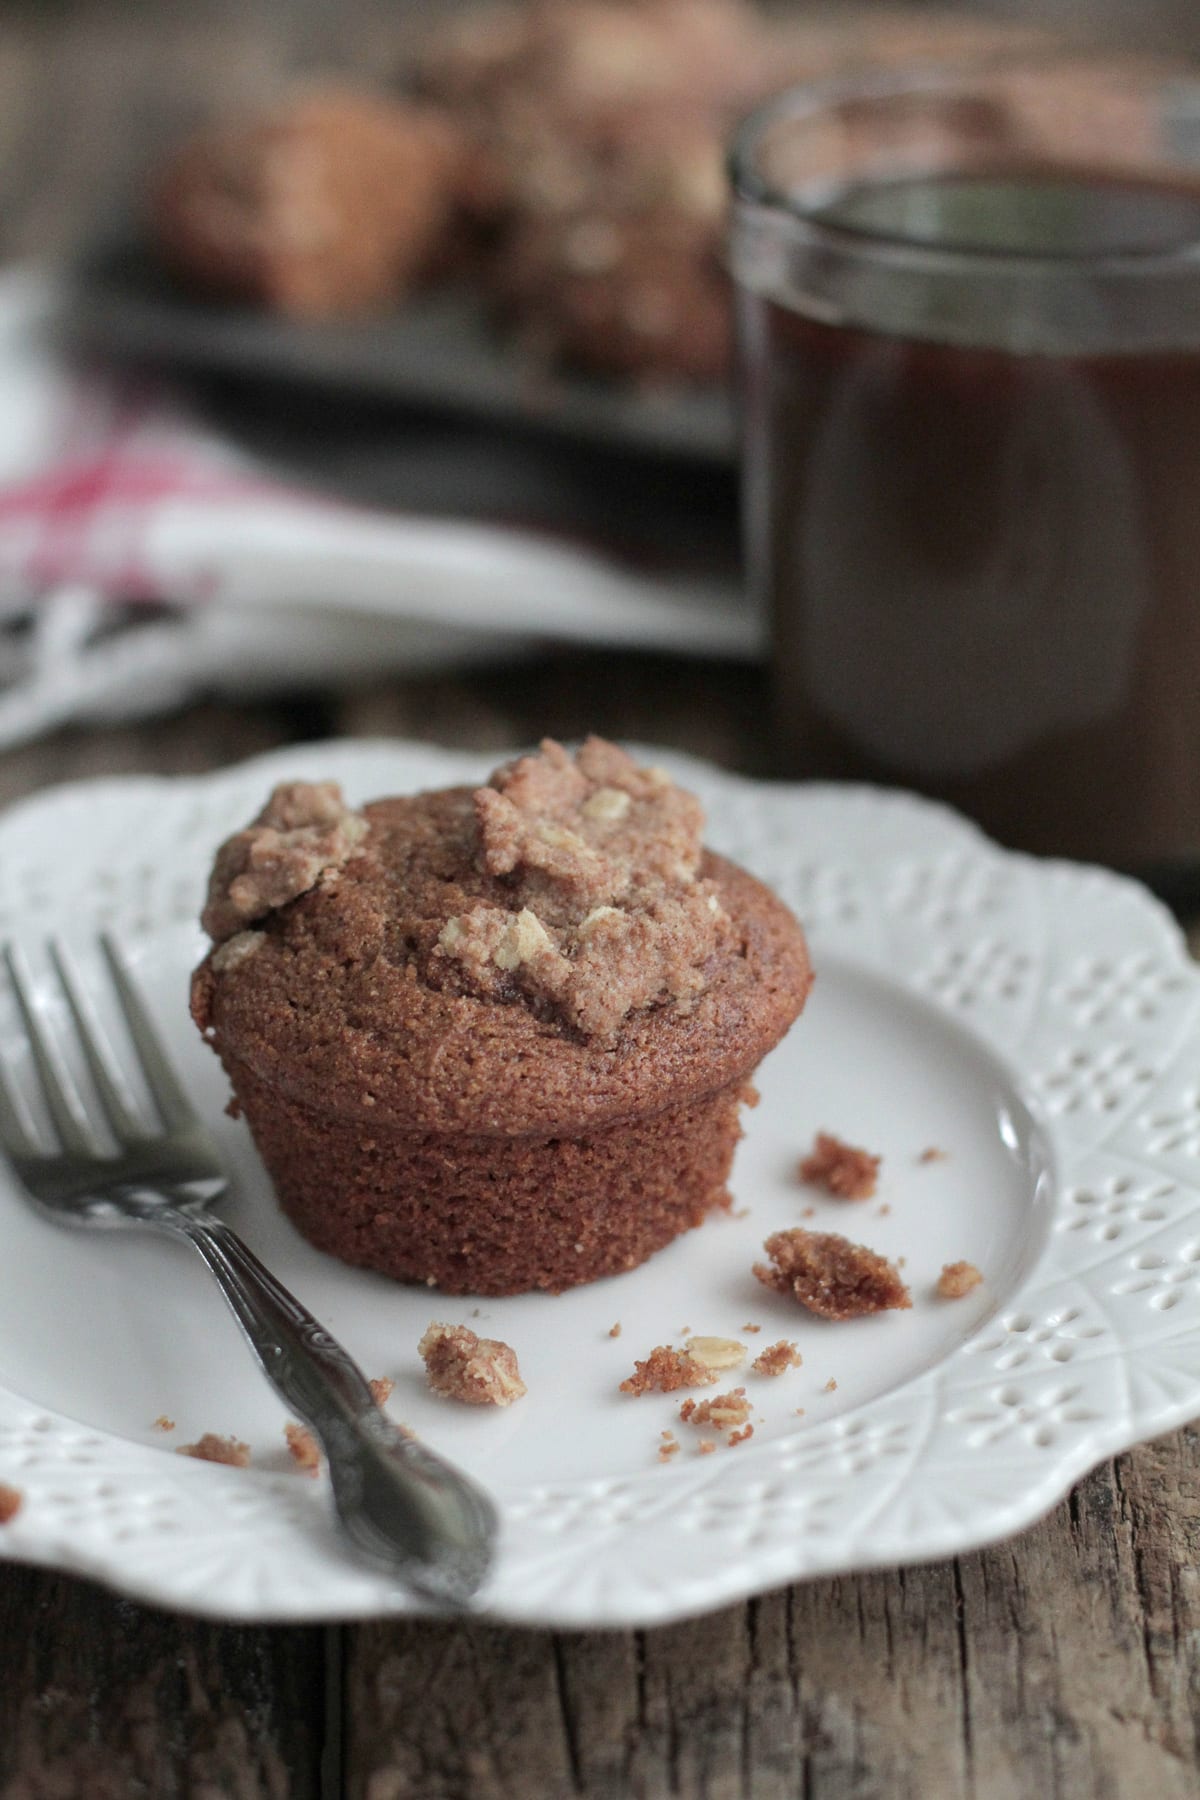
[730,54,1200,881]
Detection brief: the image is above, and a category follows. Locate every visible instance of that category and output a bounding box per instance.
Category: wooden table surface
[2,4,1200,1796]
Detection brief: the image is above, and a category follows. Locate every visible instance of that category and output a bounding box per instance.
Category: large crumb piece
[177,1433,251,1468]
[678,1388,752,1431]
[799,1131,881,1200]
[755,1229,911,1320]
[0,1484,22,1523]
[419,1322,526,1406]
[369,1377,395,1406]
[938,1261,984,1300]
[620,1344,718,1395]
[285,1422,321,1476]
[752,1340,802,1377]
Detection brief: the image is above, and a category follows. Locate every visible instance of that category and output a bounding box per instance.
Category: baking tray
[66,240,738,468]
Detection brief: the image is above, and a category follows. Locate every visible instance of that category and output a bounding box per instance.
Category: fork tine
[0,1056,43,1161]
[49,941,147,1145]
[99,934,195,1132]
[3,944,102,1158]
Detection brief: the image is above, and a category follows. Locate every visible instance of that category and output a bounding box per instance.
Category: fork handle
[159,1206,497,1605]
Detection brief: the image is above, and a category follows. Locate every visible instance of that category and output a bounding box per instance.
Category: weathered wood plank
[0,1568,328,1799]
[334,653,768,776]
[0,701,319,809]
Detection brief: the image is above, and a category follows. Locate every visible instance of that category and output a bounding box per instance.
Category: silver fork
[0,935,497,1607]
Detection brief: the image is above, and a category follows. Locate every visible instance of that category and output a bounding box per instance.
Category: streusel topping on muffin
[201,780,369,943]
[436,737,731,1041]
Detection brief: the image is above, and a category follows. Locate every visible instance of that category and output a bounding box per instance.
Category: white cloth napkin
[0,270,756,748]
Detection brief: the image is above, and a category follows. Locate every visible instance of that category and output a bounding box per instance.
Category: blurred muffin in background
[151,87,471,319]
[489,109,733,384]
[148,3,1050,380]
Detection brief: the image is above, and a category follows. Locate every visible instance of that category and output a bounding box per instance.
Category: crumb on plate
[754,1228,911,1320]
[177,1434,250,1468]
[919,1146,948,1164]
[369,1376,395,1406]
[678,1388,752,1431]
[937,1260,984,1299]
[0,1484,22,1523]
[420,1322,526,1406]
[285,1422,321,1476]
[752,1339,802,1377]
[152,1415,175,1432]
[620,1344,718,1395]
[799,1131,881,1200]
[608,1322,622,1338]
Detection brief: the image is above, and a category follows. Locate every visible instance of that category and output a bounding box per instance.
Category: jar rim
[727,50,1200,280]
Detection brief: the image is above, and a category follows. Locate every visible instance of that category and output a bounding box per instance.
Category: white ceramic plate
[0,739,1198,1626]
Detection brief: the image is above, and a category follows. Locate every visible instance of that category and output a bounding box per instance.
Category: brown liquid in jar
[743,170,1200,870]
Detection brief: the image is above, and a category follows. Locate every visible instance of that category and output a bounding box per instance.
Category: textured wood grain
[0,1568,327,1800]
[335,654,768,776]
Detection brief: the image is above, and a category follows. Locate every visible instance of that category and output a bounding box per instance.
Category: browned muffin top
[192,739,812,1133]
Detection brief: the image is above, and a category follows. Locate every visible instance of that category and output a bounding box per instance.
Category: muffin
[151,87,469,319]
[420,0,768,382]
[190,738,811,1296]
[489,109,733,384]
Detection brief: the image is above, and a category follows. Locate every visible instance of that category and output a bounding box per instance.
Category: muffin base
[225,1055,752,1296]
